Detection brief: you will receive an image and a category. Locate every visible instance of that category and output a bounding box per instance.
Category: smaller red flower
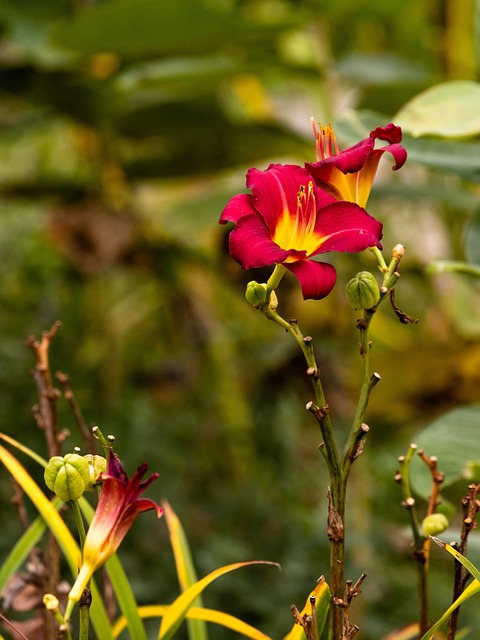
[67,452,163,608]
[306,123,407,208]
[220,163,383,300]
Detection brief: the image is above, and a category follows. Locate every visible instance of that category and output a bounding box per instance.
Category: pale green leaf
[395,81,480,138]
[411,406,480,498]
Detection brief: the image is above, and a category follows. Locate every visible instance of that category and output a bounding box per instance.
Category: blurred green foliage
[1,0,480,638]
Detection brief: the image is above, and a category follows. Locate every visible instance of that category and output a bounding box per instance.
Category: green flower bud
[44,453,90,502]
[83,454,107,491]
[245,281,268,307]
[345,271,380,310]
[421,513,449,537]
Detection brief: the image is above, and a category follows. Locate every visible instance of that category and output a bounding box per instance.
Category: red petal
[371,123,403,144]
[228,214,292,269]
[307,137,374,178]
[312,201,383,254]
[246,164,336,233]
[285,260,337,300]
[219,193,256,225]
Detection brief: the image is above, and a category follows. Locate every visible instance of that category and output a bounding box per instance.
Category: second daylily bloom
[66,452,163,615]
[306,123,407,208]
[219,163,383,300]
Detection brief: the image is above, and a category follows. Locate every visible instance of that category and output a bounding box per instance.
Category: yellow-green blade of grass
[158,560,279,640]
[283,577,330,640]
[114,605,272,640]
[420,539,480,640]
[163,501,207,640]
[0,443,114,640]
[0,497,62,592]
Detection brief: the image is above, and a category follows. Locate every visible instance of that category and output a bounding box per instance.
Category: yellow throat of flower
[273,181,322,260]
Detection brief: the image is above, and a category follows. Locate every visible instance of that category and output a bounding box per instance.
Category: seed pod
[421,513,449,537]
[83,454,107,491]
[44,453,90,502]
[345,271,380,310]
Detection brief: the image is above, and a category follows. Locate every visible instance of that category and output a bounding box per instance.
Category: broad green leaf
[283,577,330,640]
[411,406,480,498]
[464,209,480,265]
[477,0,480,71]
[163,501,207,640]
[0,444,114,639]
[158,561,279,640]
[114,605,272,639]
[337,53,428,87]
[51,0,297,59]
[420,542,480,640]
[394,81,480,138]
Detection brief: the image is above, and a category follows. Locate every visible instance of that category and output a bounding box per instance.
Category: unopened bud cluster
[245,281,278,309]
[44,453,107,502]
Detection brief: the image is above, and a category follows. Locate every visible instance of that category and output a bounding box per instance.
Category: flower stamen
[311,119,340,162]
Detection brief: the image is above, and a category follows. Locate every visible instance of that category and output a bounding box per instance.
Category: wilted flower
[306,123,407,208]
[67,452,163,612]
[220,163,382,300]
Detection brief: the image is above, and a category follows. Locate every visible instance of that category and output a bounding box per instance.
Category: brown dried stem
[447,482,480,639]
[25,321,63,638]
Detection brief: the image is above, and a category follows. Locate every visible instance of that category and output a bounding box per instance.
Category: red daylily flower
[219,163,383,300]
[306,123,407,208]
[68,452,163,607]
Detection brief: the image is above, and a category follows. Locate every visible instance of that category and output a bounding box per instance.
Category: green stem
[263,305,344,635]
[69,500,91,638]
[79,596,91,640]
[397,445,428,635]
[370,245,388,273]
[71,499,87,551]
[265,264,287,301]
[342,310,379,479]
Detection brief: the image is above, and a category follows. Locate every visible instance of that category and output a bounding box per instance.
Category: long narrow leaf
[158,561,279,640]
[420,579,480,640]
[0,497,62,592]
[0,432,48,467]
[163,501,207,640]
[420,539,480,640]
[0,444,114,640]
[283,578,330,640]
[433,538,480,582]
[114,605,272,640]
